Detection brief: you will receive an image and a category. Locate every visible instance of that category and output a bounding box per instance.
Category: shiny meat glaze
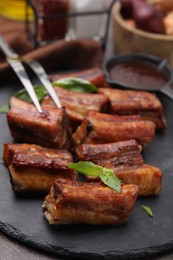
[42,179,139,225]
[75,140,162,196]
[49,68,110,88]
[3,143,41,166]
[73,112,156,146]
[114,164,162,196]
[75,139,143,168]
[3,143,77,193]
[42,87,109,129]
[7,97,70,149]
[98,88,166,129]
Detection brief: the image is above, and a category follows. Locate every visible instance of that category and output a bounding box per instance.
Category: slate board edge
[0,222,173,260]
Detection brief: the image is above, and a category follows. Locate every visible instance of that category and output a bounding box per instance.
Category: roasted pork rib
[7,97,71,149]
[114,164,162,196]
[42,179,138,225]
[98,88,166,129]
[75,139,143,167]
[42,87,109,129]
[75,140,162,196]
[3,143,77,193]
[73,112,156,146]
[49,68,110,88]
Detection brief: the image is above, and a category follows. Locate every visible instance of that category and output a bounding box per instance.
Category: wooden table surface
[1,13,173,260]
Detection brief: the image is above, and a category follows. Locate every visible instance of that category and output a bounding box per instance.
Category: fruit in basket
[133,0,164,33]
[120,0,134,18]
[120,0,164,34]
[163,11,173,35]
[154,0,173,14]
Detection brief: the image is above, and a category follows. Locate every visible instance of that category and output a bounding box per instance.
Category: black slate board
[0,83,173,260]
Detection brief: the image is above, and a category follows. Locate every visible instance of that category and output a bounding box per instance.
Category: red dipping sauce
[109,60,167,90]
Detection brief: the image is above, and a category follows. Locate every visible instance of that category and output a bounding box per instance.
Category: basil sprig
[142,205,153,217]
[0,103,9,113]
[0,85,47,113]
[0,77,98,113]
[13,85,47,103]
[68,161,121,193]
[52,78,98,93]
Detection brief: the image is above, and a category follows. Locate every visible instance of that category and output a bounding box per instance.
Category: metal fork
[0,34,62,113]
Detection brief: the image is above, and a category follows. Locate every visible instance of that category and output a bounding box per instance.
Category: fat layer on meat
[73,112,156,146]
[3,143,77,194]
[42,179,139,225]
[7,97,71,149]
[75,140,162,196]
[42,87,109,129]
[98,88,166,129]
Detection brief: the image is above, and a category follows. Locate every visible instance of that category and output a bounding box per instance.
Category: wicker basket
[113,1,173,68]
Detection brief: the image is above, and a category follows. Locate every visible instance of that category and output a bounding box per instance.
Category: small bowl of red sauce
[104,53,173,100]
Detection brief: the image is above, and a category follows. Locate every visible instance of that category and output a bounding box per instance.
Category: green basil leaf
[69,161,103,177]
[142,205,153,217]
[68,161,121,192]
[0,77,98,113]
[14,85,47,103]
[0,86,48,113]
[52,78,98,93]
[100,169,121,193]
[0,103,9,113]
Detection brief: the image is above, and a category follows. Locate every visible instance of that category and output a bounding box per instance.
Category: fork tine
[26,60,62,109]
[0,33,62,110]
[0,34,43,113]
[7,58,43,114]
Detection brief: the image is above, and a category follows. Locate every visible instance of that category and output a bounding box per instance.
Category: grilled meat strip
[42,179,138,225]
[42,87,109,129]
[73,112,156,146]
[3,143,77,193]
[49,68,110,88]
[98,88,166,129]
[75,140,143,167]
[114,164,162,196]
[75,140,162,196]
[7,97,71,149]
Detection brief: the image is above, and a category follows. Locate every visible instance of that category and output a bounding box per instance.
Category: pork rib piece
[7,97,71,149]
[42,179,138,225]
[73,112,156,146]
[3,143,77,194]
[42,87,109,129]
[75,140,162,196]
[49,68,110,88]
[98,88,166,129]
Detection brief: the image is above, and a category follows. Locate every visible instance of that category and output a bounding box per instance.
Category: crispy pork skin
[3,143,77,193]
[49,68,110,88]
[75,141,162,196]
[7,97,70,149]
[42,179,139,225]
[98,88,166,129]
[114,164,162,196]
[42,87,109,129]
[73,112,156,146]
[75,139,143,168]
